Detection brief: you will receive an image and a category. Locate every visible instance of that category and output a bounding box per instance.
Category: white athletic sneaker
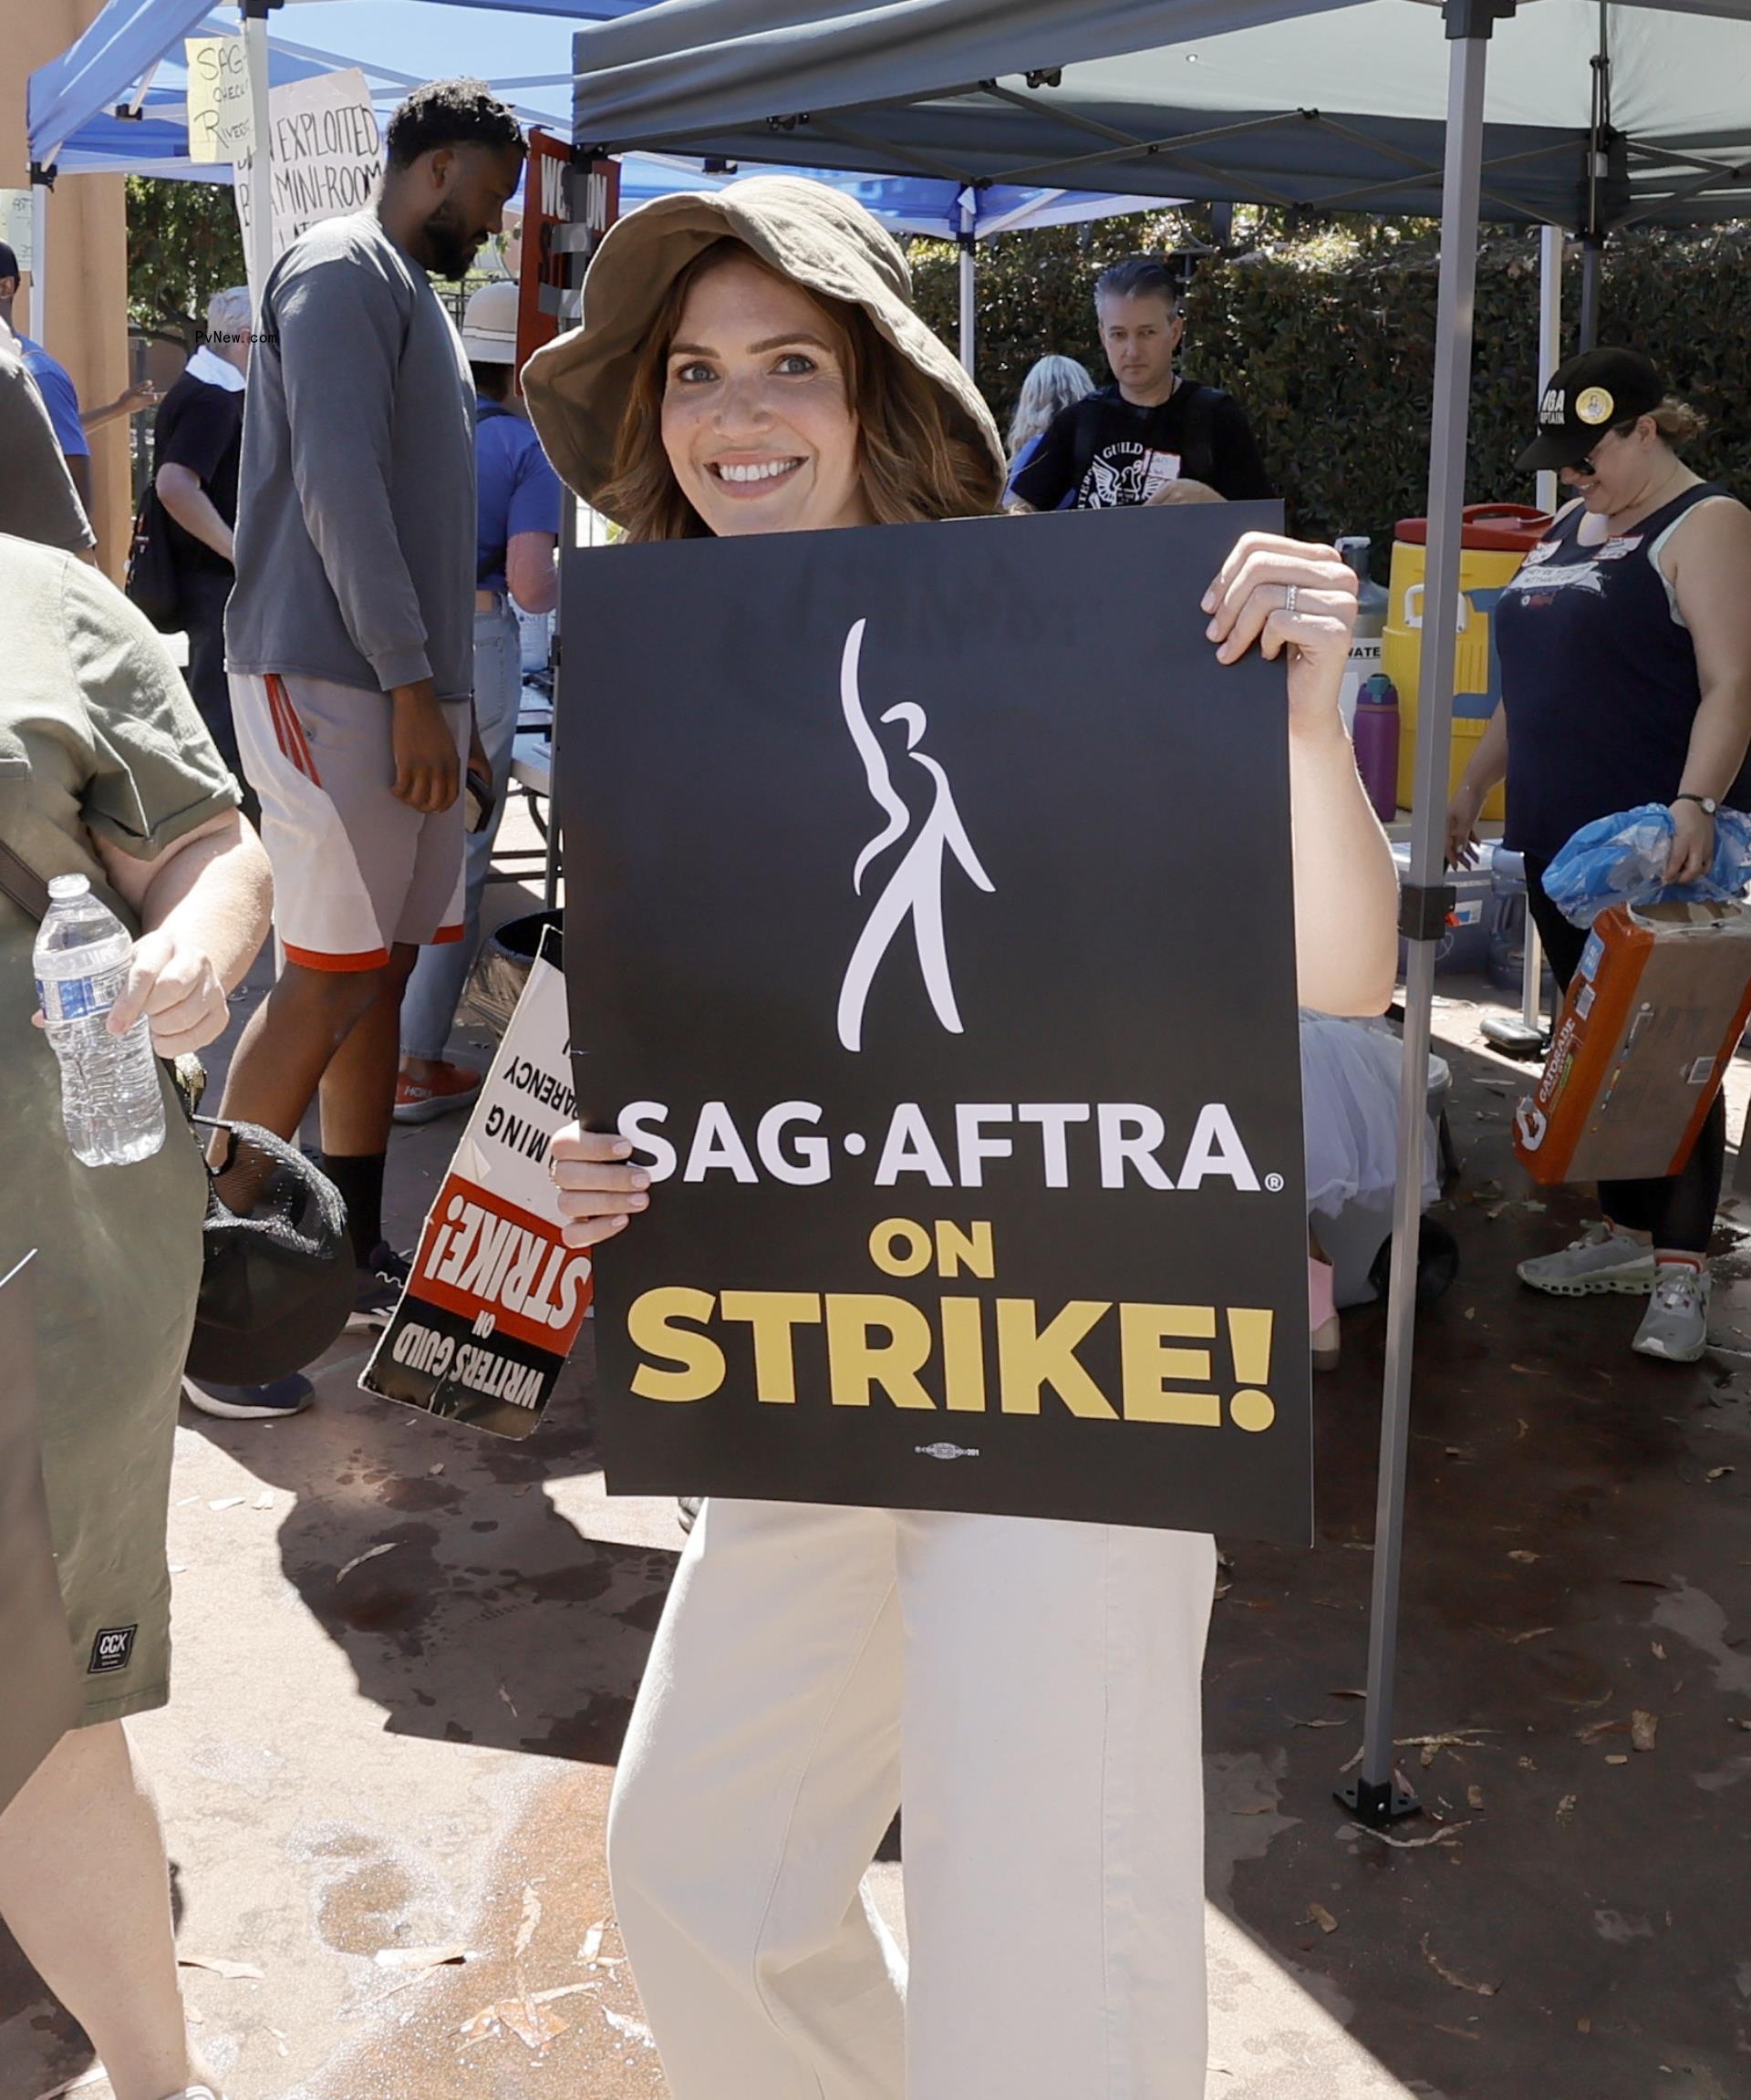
[1632,1265,1711,1363]
[1517,1222,1655,1298]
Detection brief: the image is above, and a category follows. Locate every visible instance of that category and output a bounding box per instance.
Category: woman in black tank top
[1447,349,1751,1365]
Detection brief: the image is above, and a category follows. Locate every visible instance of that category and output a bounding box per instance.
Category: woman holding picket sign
[526,180,1397,2099]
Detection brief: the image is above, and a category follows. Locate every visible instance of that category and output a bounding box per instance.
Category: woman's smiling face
[660,252,873,538]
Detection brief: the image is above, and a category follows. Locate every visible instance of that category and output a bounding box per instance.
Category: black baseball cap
[0,243,18,283]
[1516,348,1665,472]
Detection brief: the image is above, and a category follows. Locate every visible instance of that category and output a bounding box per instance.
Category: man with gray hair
[151,285,254,816]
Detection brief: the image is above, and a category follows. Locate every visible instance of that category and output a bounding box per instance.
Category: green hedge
[910,216,1751,566]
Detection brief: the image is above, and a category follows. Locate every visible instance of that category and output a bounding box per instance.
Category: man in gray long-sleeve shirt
[200,79,525,1419]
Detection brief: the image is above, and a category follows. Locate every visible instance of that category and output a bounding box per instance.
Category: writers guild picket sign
[560,502,1312,1541]
[360,936,593,1437]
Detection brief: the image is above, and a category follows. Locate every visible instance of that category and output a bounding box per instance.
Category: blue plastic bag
[1541,802,1751,927]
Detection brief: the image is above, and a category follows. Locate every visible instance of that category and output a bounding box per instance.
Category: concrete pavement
[5,826,1750,2099]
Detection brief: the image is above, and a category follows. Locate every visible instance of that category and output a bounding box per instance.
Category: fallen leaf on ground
[1307,1902,1339,1934]
[531,1983,598,2005]
[1578,1718,1628,1744]
[1508,1549,1541,1563]
[1652,1641,1667,1660]
[499,1995,570,2050]
[1421,1934,1500,1995]
[178,1953,264,1980]
[1606,1754,1630,1765]
[1632,1710,1659,1753]
[1488,1625,1556,1645]
[1288,1716,1345,1730]
[1434,2024,1482,2042]
[1347,1822,1469,1849]
[458,2007,501,2043]
[579,1924,606,1962]
[1707,1466,1735,1482]
[1231,1801,1275,1816]
[499,1682,520,1717]
[428,1462,446,1476]
[252,1491,275,1511]
[605,2008,656,2048]
[514,1886,543,1960]
[374,1945,471,1971]
[1558,1794,1579,1822]
[1578,2015,1592,2033]
[1518,1755,1538,1770]
[1329,1688,1367,1700]
[265,2026,290,2058]
[335,1542,396,1584]
[207,1496,246,1512]
[1466,1784,1485,1810]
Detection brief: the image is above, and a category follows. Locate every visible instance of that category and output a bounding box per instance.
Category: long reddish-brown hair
[597,240,1001,540]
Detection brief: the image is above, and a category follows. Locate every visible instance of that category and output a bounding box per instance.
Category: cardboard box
[1514,900,1751,1184]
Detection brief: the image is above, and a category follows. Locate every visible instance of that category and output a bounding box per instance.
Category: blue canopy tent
[27,0,1172,371]
[556,0,1751,1826]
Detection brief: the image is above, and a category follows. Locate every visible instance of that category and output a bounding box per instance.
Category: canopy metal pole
[1578,238,1601,350]
[243,0,276,316]
[27,169,49,341]
[1521,221,1564,1034]
[1343,0,1508,1829]
[957,191,976,377]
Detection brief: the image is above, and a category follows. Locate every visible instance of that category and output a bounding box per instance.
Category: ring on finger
[1283,583,1299,619]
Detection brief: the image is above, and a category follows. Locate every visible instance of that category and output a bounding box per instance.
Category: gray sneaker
[1632,1265,1711,1363]
[1518,1222,1654,1298]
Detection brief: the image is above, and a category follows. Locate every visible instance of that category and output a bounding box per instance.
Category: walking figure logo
[835,618,994,1053]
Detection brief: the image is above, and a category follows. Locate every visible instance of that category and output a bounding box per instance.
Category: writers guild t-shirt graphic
[837,618,994,1052]
[1083,443,1182,509]
[560,502,1312,1541]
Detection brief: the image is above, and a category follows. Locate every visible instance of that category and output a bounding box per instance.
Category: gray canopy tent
[565,0,1751,1825]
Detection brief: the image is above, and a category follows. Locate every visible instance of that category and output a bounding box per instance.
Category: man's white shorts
[231,670,468,971]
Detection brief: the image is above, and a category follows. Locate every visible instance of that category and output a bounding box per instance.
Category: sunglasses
[1570,421,1637,477]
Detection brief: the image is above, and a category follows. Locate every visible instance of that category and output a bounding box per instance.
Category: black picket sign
[558,502,1312,1542]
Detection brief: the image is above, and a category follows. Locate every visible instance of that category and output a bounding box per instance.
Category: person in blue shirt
[0,242,159,518]
[396,278,561,1122]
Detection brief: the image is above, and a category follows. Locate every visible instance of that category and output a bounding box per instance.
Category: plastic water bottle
[33,874,166,1167]
[1336,535,1389,732]
[1352,672,1401,823]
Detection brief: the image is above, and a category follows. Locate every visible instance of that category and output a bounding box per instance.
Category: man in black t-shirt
[1009,255,1272,513]
[152,284,252,812]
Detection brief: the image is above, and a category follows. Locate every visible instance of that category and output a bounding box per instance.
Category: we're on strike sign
[561,503,1314,1543]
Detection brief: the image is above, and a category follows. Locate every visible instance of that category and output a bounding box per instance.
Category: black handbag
[0,834,355,1384]
[123,486,183,633]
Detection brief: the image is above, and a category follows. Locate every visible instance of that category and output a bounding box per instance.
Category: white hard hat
[461,278,519,365]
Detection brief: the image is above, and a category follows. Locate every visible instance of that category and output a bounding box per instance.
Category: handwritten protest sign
[0,191,33,274]
[235,67,382,295]
[561,502,1314,1542]
[184,36,254,163]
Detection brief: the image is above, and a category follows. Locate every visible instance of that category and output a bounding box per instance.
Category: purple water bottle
[1352,672,1400,822]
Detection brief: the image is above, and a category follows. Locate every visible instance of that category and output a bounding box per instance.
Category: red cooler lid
[1394,502,1552,552]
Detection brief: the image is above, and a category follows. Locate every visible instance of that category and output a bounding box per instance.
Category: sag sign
[563,502,1313,1542]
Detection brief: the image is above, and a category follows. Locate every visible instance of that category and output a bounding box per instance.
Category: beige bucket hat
[521,174,1004,519]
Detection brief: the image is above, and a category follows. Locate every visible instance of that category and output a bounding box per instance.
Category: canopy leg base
[1336,1774,1420,1826]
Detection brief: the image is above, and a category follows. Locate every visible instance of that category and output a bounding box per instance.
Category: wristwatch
[1673,792,1719,817]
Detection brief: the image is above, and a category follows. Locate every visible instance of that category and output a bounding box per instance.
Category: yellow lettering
[996,1298,1116,1419]
[1120,1304,1220,1425]
[824,1293,937,1408]
[720,1290,822,1403]
[935,1219,995,1279]
[627,1288,724,1402]
[868,1218,933,1277]
[939,1296,987,1412]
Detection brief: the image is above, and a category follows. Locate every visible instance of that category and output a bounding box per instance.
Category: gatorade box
[1514,899,1751,1184]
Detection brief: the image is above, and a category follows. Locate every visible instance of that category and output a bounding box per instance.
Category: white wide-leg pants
[607,1497,1217,2100]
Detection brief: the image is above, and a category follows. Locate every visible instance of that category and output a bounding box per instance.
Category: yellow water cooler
[1382,504,1551,819]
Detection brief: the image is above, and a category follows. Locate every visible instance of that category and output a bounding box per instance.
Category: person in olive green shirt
[0,533,271,2100]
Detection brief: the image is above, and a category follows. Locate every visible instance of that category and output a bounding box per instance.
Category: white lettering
[619,1101,678,1182]
[684,1101,759,1183]
[1017,1102,1091,1188]
[757,1102,831,1185]
[875,1102,953,1186]
[1097,1104,1174,1190]
[1176,1104,1259,1191]
[955,1103,1014,1188]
